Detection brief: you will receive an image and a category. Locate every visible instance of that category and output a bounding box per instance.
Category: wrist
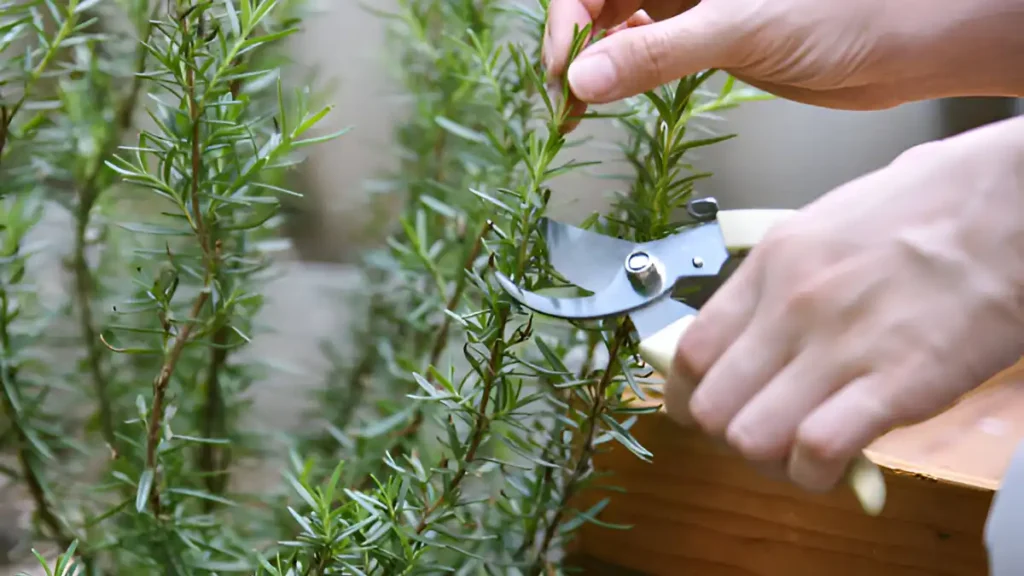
[887,0,1024,99]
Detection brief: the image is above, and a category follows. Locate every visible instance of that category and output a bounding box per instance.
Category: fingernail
[567,52,616,101]
[542,40,554,74]
[687,389,711,425]
[545,78,564,114]
[725,421,753,453]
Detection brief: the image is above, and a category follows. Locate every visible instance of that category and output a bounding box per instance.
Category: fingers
[567,2,742,103]
[556,10,655,133]
[788,375,897,491]
[545,2,648,133]
[789,361,974,492]
[675,253,763,380]
[725,348,857,464]
[605,8,656,35]
[556,98,590,135]
[670,248,879,494]
[687,313,795,436]
[664,254,762,427]
[544,0,592,76]
[544,0,642,76]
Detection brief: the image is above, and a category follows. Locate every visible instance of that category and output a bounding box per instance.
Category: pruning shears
[494,197,887,517]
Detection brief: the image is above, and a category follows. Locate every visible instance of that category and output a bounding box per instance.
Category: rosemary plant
[2,0,342,573]
[275,1,769,574]
[9,0,768,574]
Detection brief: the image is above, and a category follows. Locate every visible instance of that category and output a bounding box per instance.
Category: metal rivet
[692,257,704,268]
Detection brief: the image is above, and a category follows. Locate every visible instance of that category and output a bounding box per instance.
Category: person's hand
[664,116,1024,492]
[544,0,1024,126]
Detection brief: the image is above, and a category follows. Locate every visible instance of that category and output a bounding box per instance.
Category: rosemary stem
[530,320,632,573]
[146,288,209,515]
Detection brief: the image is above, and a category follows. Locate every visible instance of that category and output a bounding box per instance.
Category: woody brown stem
[415,309,506,534]
[415,216,532,534]
[0,291,85,563]
[146,290,209,515]
[530,320,632,573]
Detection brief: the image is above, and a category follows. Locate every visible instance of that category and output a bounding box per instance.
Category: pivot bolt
[626,251,651,273]
[625,249,663,293]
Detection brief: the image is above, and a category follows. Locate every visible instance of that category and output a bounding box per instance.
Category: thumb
[567,3,741,103]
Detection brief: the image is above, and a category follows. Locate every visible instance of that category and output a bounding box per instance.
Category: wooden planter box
[570,360,1024,575]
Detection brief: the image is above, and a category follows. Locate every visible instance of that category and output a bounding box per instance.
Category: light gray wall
[281,0,403,260]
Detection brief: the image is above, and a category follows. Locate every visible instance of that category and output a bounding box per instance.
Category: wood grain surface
[866,361,1024,490]
[570,359,1024,575]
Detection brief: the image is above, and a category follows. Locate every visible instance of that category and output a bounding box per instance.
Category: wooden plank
[570,359,1024,575]
[865,361,1024,490]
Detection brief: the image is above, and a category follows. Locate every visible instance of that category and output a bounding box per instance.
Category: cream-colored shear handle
[638,209,887,517]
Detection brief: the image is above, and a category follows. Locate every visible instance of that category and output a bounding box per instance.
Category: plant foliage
[0,0,768,574]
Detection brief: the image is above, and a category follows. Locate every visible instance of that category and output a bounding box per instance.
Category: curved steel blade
[541,218,637,293]
[499,219,733,322]
[495,268,673,321]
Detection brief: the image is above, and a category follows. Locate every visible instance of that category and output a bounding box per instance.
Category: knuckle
[749,226,795,275]
[631,29,671,85]
[757,220,845,319]
[794,424,844,464]
[854,385,900,431]
[783,279,828,316]
[892,140,946,168]
[688,394,725,436]
[727,423,786,462]
[881,384,934,426]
